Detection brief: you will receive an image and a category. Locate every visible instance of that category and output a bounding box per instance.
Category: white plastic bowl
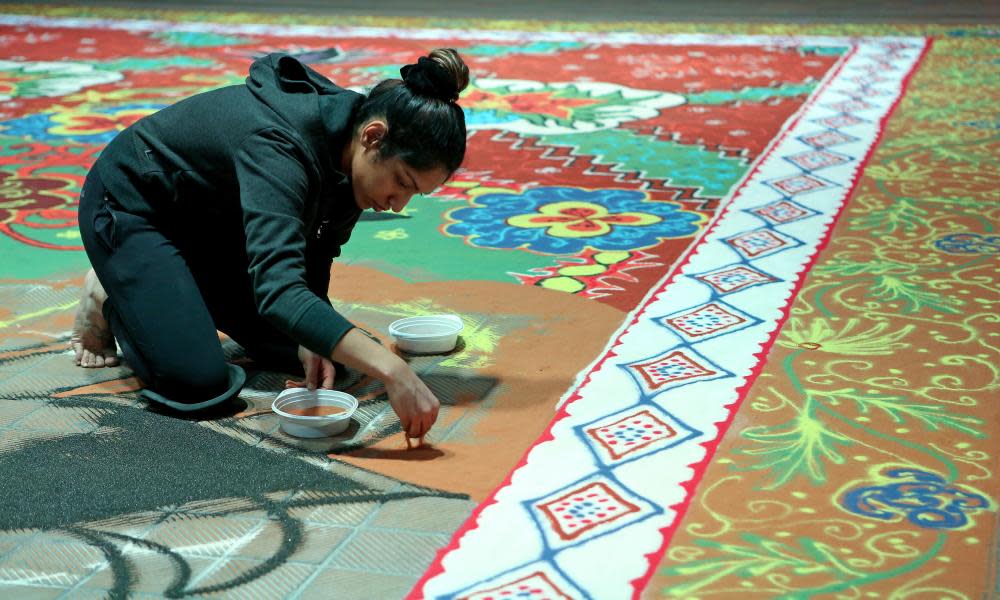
[388,314,463,355]
[272,388,358,438]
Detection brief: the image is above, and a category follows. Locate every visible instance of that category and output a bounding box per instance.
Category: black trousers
[78,171,301,410]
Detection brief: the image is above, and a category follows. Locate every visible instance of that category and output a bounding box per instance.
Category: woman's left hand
[287,345,337,390]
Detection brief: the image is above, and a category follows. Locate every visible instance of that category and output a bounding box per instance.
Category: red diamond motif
[696,265,777,293]
[846,74,889,86]
[858,86,892,96]
[727,230,790,257]
[786,150,849,171]
[537,481,641,541]
[587,409,678,460]
[630,350,718,391]
[665,302,748,338]
[770,174,829,195]
[460,571,573,600]
[816,114,863,128]
[752,200,812,224]
[801,130,855,148]
[829,99,875,112]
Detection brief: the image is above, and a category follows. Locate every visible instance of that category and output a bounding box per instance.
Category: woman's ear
[361,120,388,150]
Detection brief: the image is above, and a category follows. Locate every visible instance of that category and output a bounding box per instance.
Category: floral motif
[507,201,661,238]
[841,468,991,529]
[777,317,914,355]
[445,186,703,255]
[2,103,160,143]
[463,79,685,135]
[463,87,600,121]
[49,106,152,137]
[0,169,79,249]
[0,59,123,100]
[933,232,1000,254]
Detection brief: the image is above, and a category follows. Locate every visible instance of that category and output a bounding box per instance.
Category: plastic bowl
[388,314,463,355]
[272,388,358,438]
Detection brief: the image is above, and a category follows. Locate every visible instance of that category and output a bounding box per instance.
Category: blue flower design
[444,186,703,255]
[0,103,166,144]
[934,233,1000,254]
[841,468,990,529]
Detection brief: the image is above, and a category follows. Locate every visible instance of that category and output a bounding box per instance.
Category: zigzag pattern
[482,130,721,211]
[628,124,751,160]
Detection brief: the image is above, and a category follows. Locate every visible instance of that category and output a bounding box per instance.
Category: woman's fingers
[321,359,336,389]
[430,403,439,429]
[305,356,319,391]
[410,411,432,439]
[383,366,441,443]
[403,409,430,439]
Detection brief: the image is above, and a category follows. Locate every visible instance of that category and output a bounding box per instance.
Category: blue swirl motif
[946,29,1000,38]
[444,186,703,255]
[841,468,990,529]
[933,233,1000,254]
[0,103,167,144]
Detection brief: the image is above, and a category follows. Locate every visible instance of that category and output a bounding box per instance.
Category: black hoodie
[95,53,364,358]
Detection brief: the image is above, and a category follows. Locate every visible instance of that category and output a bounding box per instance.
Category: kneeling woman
[71,49,470,440]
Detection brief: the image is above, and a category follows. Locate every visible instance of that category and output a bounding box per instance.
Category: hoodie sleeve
[235,127,354,358]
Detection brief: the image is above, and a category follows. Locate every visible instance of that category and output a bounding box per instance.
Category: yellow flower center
[508,201,661,238]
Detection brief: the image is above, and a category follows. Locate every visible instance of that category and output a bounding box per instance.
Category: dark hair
[354,48,469,174]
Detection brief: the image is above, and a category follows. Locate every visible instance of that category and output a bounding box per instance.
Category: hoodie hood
[245,53,363,175]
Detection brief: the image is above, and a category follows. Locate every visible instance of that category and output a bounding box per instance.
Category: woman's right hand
[383,361,440,439]
[330,327,441,439]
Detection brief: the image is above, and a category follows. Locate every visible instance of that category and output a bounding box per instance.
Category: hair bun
[400,48,469,103]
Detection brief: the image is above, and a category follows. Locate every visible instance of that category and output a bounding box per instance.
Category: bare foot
[71,269,120,368]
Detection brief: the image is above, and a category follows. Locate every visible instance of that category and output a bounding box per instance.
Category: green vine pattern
[657,34,999,598]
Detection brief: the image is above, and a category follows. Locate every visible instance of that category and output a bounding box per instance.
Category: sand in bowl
[282,405,348,417]
[272,389,358,438]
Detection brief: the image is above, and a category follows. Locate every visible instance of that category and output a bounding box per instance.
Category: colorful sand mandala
[0,8,996,600]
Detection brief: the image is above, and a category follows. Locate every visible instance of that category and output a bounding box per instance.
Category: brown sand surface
[328,263,626,500]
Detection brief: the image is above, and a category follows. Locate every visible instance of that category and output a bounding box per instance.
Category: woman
[70,48,470,440]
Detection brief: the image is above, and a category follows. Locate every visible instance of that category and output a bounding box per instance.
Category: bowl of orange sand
[272,388,358,438]
[388,314,463,355]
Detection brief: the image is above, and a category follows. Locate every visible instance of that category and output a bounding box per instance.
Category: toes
[79,349,119,368]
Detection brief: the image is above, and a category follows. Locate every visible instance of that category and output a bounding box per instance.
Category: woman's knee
[153,358,232,404]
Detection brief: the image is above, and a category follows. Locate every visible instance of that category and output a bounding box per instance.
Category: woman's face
[348,120,450,213]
